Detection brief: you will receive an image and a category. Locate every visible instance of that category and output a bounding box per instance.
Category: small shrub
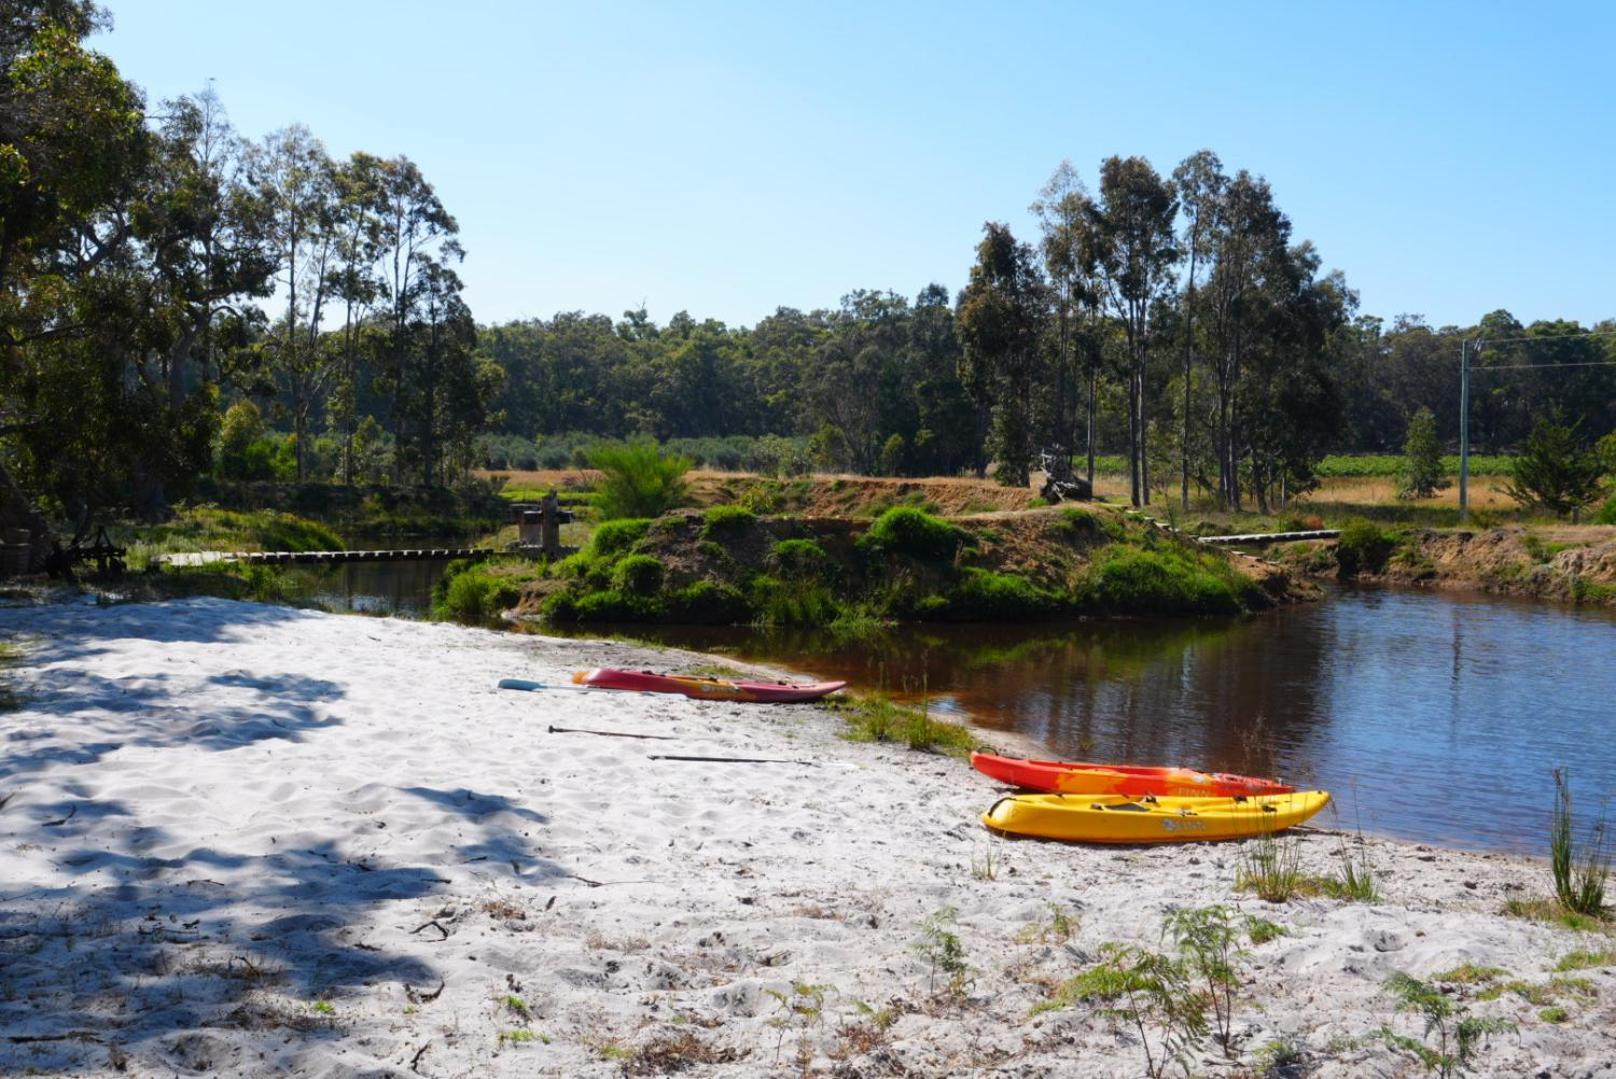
[611,554,665,596]
[1163,905,1243,1056]
[588,518,652,557]
[1038,943,1208,1078]
[1551,768,1609,918]
[590,438,692,520]
[911,907,972,1000]
[1078,546,1244,615]
[432,563,524,626]
[1236,832,1306,903]
[1552,949,1616,972]
[1244,916,1289,945]
[702,504,758,540]
[934,568,1061,620]
[1336,518,1397,577]
[1379,971,1511,1078]
[1057,506,1124,541]
[1434,964,1508,987]
[859,506,966,562]
[1322,835,1379,902]
[749,574,836,626]
[772,538,829,579]
[668,580,750,624]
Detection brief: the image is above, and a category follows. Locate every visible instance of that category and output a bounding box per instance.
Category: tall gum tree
[1092,156,1179,506]
[1171,149,1225,511]
[957,222,1048,487]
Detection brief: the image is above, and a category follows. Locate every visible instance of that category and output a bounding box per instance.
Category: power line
[1474,329,1616,345]
[1471,360,1616,371]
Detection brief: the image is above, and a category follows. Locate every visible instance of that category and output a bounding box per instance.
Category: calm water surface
[293,556,1616,853]
[597,589,1616,854]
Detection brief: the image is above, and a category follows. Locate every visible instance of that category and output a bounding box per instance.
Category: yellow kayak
[981,790,1330,844]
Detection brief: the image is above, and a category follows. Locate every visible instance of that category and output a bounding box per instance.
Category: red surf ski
[573,667,847,703]
[971,751,1292,798]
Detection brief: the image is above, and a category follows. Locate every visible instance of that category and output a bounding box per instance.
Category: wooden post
[540,489,561,557]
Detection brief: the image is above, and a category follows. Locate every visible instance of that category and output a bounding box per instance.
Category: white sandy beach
[1,597,1612,1077]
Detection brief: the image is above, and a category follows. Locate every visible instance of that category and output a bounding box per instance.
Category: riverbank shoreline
[1,598,1611,1076]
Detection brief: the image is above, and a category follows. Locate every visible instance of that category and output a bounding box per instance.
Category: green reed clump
[1551,768,1610,918]
[1236,832,1307,903]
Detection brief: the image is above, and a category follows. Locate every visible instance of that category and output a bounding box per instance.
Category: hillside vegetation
[484,500,1302,629]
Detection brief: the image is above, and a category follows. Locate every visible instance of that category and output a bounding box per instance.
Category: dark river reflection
[593,588,1616,854]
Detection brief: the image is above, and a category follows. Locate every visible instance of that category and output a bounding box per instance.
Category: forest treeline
[3,2,1614,525]
[0,1,497,524]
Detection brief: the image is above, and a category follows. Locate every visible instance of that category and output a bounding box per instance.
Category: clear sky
[95,0,1614,331]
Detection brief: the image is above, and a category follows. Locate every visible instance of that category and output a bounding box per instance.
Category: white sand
[1,597,1612,1077]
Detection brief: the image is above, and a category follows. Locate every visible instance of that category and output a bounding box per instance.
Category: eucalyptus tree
[957,222,1049,487]
[1031,161,1104,483]
[1171,150,1225,510]
[250,124,339,480]
[1237,247,1350,511]
[326,152,385,483]
[1091,156,1179,506]
[1203,170,1288,509]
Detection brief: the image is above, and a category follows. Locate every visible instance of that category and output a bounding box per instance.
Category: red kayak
[971,751,1292,798]
[573,667,847,703]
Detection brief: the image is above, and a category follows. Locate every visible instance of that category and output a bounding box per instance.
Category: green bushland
[1056,506,1125,542]
[925,568,1063,620]
[139,560,303,606]
[587,518,652,557]
[534,502,1273,627]
[432,558,547,626]
[121,507,344,568]
[1316,454,1516,478]
[611,554,665,596]
[858,506,967,561]
[772,538,830,578]
[511,430,810,474]
[748,573,837,626]
[1076,544,1249,615]
[667,580,751,624]
[1335,518,1400,577]
[701,504,757,539]
[589,438,692,520]
[1591,494,1616,526]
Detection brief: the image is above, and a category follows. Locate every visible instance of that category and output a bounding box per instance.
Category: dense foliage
[0,2,497,525]
[3,5,1612,531]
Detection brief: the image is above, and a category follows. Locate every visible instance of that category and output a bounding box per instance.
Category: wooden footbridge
[1197,529,1339,545]
[159,546,507,568]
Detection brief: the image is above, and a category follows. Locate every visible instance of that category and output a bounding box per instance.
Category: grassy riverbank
[428,501,1303,629]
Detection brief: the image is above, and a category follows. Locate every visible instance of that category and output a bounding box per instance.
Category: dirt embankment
[1384,527,1616,604]
[1285,525,1616,605]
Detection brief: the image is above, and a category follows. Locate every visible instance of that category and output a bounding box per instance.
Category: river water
[289,558,1616,853]
[553,589,1616,854]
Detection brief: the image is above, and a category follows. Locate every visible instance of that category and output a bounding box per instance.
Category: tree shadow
[0,599,566,1073]
[1,783,564,1073]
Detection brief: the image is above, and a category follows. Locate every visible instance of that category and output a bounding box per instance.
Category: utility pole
[1458,338,1470,523]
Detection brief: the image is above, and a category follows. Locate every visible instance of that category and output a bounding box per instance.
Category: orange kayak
[971,751,1292,798]
[573,668,847,703]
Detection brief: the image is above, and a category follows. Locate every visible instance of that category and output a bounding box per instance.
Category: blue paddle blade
[497,678,546,691]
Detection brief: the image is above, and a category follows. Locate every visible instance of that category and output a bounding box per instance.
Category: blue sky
[97,1,1614,330]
